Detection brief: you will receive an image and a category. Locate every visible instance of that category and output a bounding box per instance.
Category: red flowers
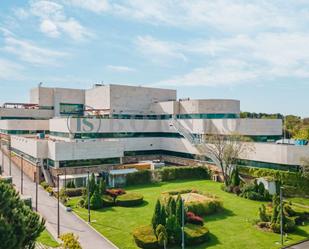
[186,212,204,226]
[106,189,126,198]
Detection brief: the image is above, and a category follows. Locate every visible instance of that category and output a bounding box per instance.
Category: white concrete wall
[0,120,50,131]
[11,136,48,159]
[30,87,54,107]
[85,85,110,110]
[109,84,177,114]
[150,101,179,114]
[47,140,124,161]
[179,99,240,114]
[0,108,53,119]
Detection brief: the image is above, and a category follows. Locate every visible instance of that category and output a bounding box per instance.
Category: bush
[240,182,271,201]
[159,166,211,181]
[90,189,102,210]
[66,181,76,189]
[186,212,204,226]
[184,224,210,245]
[60,233,82,249]
[187,199,223,216]
[116,193,144,207]
[64,188,85,197]
[133,226,158,249]
[102,195,115,207]
[127,170,152,186]
[40,181,49,190]
[46,186,53,195]
[106,189,126,197]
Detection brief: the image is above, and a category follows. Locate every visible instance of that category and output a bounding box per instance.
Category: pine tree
[152,199,161,230]
[231,167,240,186]
[160,205,167,226]
[90,188,103,210]
[169,198,176,216]
[175,195,183,226]
[98,178,106,196]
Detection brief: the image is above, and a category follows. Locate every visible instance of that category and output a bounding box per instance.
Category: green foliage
[159,166,211,181]
[160,205,167,226]
[240,182,271,201]
[66,181,76,189]
[186,200,223,216]
[64,188,85,197]
[133,226,158,249]
[116,192,144,207]
[231,167,240,187]
[175,195,183,226]
[0,181,45,249]
[184,224,210,245]
[152,200,161,230]
[156,225,168,247]
[98,178,106,196]
[40,181,49,190]
[126,170,152,186]
[259,204,269,222]
[90,188,102,210]
[238,166,309,196]
[165,215,182,245]
[87,173,96,197]
[60,233,82,249]
[168,198,176,217]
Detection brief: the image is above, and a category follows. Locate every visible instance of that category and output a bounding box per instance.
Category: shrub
[184,224,210,245]
[66,181,76,189]
[126,170,152,186]
[90,189,102,210]
[106,189,126,197]
[186,212,204,226]
[98,178,106,195]
[60,233,82,249]
[64,188,85,197]
[133,226,158,249]
[159,166,211,181]
[102,195,114,207]
[186,199,223,216]
[152,200,161,230]
[46,186,53,195]
[40,181,49,190]
[116,193,144,207]
[156,225,168,247]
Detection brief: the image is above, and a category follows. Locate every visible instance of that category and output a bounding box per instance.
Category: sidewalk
[1,152,117,249]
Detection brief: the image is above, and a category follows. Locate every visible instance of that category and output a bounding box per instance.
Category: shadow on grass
[204,208,236,222]
[292,222,309,238]
[169,233,221,249]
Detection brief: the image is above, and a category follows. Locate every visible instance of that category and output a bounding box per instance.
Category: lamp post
[0,135,2,175]
[280,186,284,246]
[87,171,91,223]
[35,160,40,212]
[57,174,61,238]
[181,198,185,249]
[21,154,24,195]
[8,142,12,176]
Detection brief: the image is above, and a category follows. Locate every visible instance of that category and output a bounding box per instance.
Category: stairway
[170,117,221,167]
[40,160,54,186]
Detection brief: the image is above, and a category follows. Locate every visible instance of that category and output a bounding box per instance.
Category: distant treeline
[241,112,309,140]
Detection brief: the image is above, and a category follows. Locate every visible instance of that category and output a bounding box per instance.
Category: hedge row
[126,166,211,186]
[116,193,144,207]
[238,166,309,196]
[64,188,85,197]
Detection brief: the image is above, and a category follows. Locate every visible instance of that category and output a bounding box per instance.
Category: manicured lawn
[37,229,60,248]
[287,197,309,207]
[67,180,309,249]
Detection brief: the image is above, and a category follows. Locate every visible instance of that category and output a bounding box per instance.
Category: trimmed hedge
[184,224,210,245]
[133,225,158,249]
[116,193,144,207]
[238,166,309,195]
[64,188,85,197]
[187,199,222,216]
[102,195,115,207]
[158,166,211,181]
[126,170,152,186]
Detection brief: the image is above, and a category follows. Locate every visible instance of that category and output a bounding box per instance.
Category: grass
[37,229,60,248]
[67,180,309,249]
[287,197,309,207]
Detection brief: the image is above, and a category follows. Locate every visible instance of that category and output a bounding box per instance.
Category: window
[60,103,84,115]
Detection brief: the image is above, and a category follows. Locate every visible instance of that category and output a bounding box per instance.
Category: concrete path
[283,240,309,249]
[1,152,117,249]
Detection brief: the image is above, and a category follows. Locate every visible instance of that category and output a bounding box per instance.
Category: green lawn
[37,229,60,248]
[67,180,309,249]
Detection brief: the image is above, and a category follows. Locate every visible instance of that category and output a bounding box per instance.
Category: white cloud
[0,59,24,80]
[65,0,110,13]
[29,0,91,40]
[136,35,186,64]
[2,32,68,65]
[106,65,136,72]
[40,19,60,38]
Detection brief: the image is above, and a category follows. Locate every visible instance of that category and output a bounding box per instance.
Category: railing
[40,160,54,186]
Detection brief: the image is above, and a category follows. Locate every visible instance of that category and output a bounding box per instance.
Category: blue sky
[0,0,309,117]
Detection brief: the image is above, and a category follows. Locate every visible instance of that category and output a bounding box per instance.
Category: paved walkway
[1,152,117,249]
[283,240,309,249]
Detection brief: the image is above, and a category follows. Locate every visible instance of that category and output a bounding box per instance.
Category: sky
[0,0,309,117]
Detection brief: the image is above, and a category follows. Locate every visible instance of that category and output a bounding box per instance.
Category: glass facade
[237,159,299,172]
[176,113,240,119]
[58,157,120,168]
[0,129,48,135]
[60,103,84,115]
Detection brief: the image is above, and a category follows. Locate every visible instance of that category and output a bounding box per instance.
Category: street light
[0,135,2,175]
[35,160,40,212]
[181,198,185,249]
[21,154,24,195]
[87,171,91,223]
[57,174,61,238]
[8,142,12,176]
[280,186,284,246]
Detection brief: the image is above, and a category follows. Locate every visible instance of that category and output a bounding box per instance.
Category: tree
[60,233,82,249]
[160,205,167,226]
[98,178,106,196]
[168,198,176,217]
[200,133,254,186]
[152,199,161,230]
[0,181,45,249]
[156,225,168,247]
[259,204,269,222]
[175,195,183,226]
[231,166,240,187]
[300,157,309,179]
[90,188,102,210]
[87,173,96,197]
